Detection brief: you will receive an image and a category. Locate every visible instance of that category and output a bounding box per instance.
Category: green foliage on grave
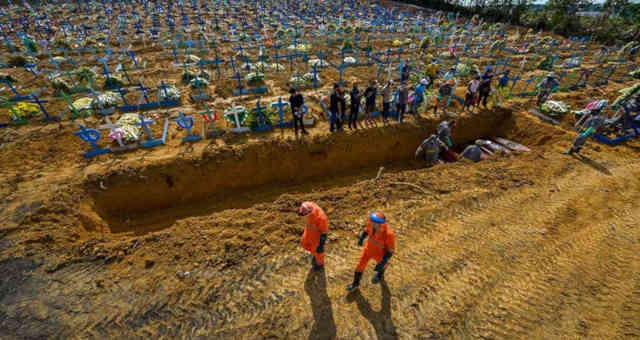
[22,37,39,54]
[247,106,276,131]
[182,69,196,84]
[618,41,639,57]
[246,72,266,86]
[189,77,209,89]
[342,39,353,50]
[51,76,71,94]
[75,66,97,86]
[53,39,71,49]
[0,73,17,83]
[9,102,40,119]
[631,68,640,79]
[536,55,555,71]
[103,75,126,89]
[343,25,353,34]
[7,54,36,67]
[490,40,506,54]
[158,85,181,102]
[613,83,640,107]
[419,37,431,50]
[328,24,337,32]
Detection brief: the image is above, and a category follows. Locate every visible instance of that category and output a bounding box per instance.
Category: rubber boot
[313,257,323,271]
[346,271,363,291]
[372,269,384,284]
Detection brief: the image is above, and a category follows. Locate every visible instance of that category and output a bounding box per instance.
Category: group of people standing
[327,77,430,132]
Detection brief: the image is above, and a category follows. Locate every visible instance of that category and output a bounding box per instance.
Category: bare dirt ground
[1,82,640,339]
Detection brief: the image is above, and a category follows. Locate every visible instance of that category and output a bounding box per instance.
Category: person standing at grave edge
[396,82,409,123]
[289,88,307,135]
[330,84,341,133]
[381,80,394,125]
[338,87,347,132]
[401,64,410,82]
[297,202,329,271]
[364,80,378,127]
[478,68,494,109]
[349,83,361,130]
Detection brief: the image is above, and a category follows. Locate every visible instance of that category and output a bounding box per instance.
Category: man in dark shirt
[329,84,342,132]
[364,80,378,127]
[289,88,307,135]
[349,83,360,130]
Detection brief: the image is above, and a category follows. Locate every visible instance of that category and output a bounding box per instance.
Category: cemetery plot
[0,1,640,340]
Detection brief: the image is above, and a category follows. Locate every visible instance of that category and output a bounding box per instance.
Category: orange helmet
[297,202,314,216]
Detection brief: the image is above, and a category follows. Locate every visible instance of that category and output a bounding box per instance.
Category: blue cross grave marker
[271,97,292,128]
[173,111,202,142]
[74,124,111,158]
[135,114,169,148]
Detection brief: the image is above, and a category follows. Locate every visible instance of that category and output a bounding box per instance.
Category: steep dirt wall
[88,109,511,220]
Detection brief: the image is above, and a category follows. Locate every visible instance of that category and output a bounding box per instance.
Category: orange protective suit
[356,220,396,272]
[300,202,329,265]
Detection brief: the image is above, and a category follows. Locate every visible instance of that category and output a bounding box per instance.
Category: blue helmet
[369,212,386,224]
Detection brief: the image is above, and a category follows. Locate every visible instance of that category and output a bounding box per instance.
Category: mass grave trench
[86,108,513,232]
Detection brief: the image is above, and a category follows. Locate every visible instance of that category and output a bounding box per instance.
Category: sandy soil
[1,16,639,340]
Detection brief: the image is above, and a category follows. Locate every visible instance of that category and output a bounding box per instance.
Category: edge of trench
[82,108,513,233]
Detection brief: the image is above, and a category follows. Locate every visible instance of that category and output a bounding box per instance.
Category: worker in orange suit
[297,202,329,271]
[347,212,395,291]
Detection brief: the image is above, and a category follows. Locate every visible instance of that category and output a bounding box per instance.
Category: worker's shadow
[346,279,398,340]
[572,153,612,175]
[304,267,337,340]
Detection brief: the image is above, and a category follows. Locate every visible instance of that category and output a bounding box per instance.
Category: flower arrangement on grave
[343,56,356,64]
[536,55,555,70]
[392,39,403,47]
[224,105,248,126]
[235,50,249,60]
[490,40,506,54]
[631,68,640,79]
[185,54,201,64]
[342,39,353,51]
[303,72,320,83]
[328,24,337,32]
[613,83,640,107]
[541,100,569,116]
[52,56,67,64]
[419,37,432,50]
[246,106,277,130]
[158,85,181,102]
[53,39,71,49]
[355,25,363,34]
[287,44,311,53]
[246,72,266,86]
[289,76,306,87]
[455,62,479,77]
[618,41,638,57]
[7,54,36,67]
[344,25,353,34]
[252,61,270,71]
[115,113,142,142]
[189,77,209,89]
[9,102,40,119]
[308,59,329,68]
[72,97,93,111]
[91,91,122,110]
[0,73,16,83]
[84,37,98,48]
[75,66,97,87]
[50,75,71,94]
